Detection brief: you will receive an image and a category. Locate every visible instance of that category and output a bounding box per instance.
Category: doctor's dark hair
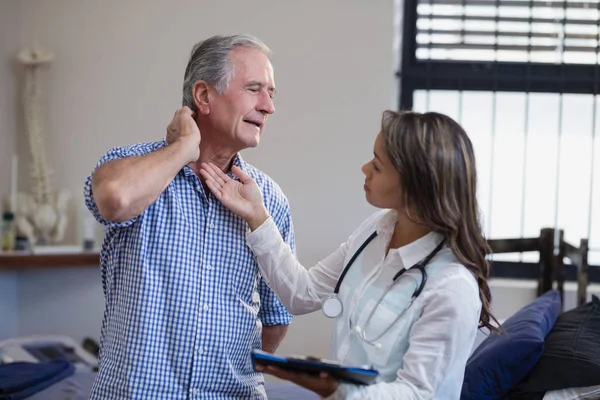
[380,110,501,333]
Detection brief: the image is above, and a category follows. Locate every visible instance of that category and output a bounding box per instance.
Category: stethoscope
[321,232,446,349]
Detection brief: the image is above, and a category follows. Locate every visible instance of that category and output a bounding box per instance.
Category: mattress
[25,372,319,400]
[25,371,600,399]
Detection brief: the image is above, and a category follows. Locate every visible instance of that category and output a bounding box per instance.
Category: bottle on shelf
[1,211,16,252]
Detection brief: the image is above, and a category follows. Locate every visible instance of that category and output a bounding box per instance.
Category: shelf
[0,252,100,269]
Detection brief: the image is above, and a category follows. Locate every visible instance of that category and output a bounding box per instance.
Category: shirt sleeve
[83,141,166,229]
[248,216,353,316]
[325,278,481,400]
[257,196,296,326]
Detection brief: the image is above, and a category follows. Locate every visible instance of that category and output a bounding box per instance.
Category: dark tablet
[251,349,379,386]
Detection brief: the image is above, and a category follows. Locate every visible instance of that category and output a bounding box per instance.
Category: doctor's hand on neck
[199,162,269,231]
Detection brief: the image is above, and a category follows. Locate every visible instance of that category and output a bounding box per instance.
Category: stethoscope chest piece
[322,296,343,318]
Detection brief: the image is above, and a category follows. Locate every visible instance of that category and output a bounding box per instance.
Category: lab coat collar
[376,209,445,269]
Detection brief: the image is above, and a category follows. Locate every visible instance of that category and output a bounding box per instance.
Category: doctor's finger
[201,163,228,186]
[263,366,301,381]
[231,165,253,184]
[198,168,219,188]
[265,366,319,387]
[207,162,232,186]
[203,176,223,199]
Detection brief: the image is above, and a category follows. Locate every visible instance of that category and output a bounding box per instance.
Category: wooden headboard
[487,228,590,309]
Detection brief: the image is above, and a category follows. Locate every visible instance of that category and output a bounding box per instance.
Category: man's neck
[187,141,237,177]
[187,120,239,176]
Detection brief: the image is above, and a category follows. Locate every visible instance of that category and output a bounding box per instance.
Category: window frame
[398,0,600,282]
[399,0,600,110]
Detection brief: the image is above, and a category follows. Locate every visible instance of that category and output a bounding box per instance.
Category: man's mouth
[244,119,263,128]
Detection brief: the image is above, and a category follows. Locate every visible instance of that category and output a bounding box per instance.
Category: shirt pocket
[357,288,416,367]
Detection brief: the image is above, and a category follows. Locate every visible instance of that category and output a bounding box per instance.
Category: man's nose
[258,92,275,115]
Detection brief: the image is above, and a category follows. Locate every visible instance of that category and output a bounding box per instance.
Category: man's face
[206,47,276,151]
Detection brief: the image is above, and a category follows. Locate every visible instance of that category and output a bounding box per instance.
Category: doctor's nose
[361,163,369,176]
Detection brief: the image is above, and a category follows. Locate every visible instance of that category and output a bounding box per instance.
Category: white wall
[4,0,395,359]
[0,0,21,340]
[16,267,104,340]
[16,0,393,244]
[0,1,19,192]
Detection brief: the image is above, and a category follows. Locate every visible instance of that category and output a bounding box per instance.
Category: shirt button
[205,264,212,270]
[203,304,209,311]
[197,347,204,355]
[191,388,199,395]
[209,223,215,229]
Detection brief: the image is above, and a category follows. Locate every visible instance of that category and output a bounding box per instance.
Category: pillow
[508,295,600,396]
[461,289,561,400]
[542,384,600,400]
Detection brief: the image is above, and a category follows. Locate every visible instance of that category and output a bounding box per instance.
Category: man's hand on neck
[166,107,201,165]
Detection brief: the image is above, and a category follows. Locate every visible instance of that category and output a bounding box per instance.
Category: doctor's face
[361,133,404,210]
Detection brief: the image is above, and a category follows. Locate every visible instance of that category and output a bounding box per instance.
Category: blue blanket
[0,360,74,400]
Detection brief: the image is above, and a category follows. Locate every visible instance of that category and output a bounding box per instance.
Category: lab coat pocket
[360,293,414,367]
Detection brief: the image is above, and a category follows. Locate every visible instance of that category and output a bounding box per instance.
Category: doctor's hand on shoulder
[200,162,269,230]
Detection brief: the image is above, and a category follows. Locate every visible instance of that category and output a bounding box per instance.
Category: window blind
[417,0,600,63]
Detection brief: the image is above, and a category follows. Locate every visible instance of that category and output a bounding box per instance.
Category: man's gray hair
[182,34,272,110]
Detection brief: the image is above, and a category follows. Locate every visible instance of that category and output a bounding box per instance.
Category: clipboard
[251,349,379,385]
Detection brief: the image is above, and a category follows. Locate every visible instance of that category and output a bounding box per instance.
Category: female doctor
[200,110,500,400]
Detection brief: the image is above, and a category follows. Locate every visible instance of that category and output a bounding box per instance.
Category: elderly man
[84,34,294,399]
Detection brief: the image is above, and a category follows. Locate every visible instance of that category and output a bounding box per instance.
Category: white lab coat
[247,209,481,400]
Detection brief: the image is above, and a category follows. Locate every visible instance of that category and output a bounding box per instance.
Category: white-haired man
[85,34,294,399]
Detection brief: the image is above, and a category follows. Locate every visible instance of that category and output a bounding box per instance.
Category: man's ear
[192,81,211,115]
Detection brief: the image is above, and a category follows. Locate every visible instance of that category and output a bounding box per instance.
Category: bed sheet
[25,373,319,400]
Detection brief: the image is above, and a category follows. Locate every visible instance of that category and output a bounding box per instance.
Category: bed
[8,227,597,399]
[25,373,319,400]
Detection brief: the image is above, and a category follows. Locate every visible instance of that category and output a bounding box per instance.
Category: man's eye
[249,88,259,92]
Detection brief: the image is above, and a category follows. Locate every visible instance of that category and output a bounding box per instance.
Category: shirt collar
[175,147,247,179]
[230,153,249,176]
[376,209,445,269]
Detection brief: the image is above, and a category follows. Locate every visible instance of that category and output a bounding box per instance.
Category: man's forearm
[92,141,190,223]
[262,325,289,353]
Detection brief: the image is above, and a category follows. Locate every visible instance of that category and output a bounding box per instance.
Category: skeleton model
[12,47,71,246]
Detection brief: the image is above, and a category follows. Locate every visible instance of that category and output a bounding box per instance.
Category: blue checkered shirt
[84,140,294,399]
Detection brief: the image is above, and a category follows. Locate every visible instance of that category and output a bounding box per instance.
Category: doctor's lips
[363,183,370,192]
